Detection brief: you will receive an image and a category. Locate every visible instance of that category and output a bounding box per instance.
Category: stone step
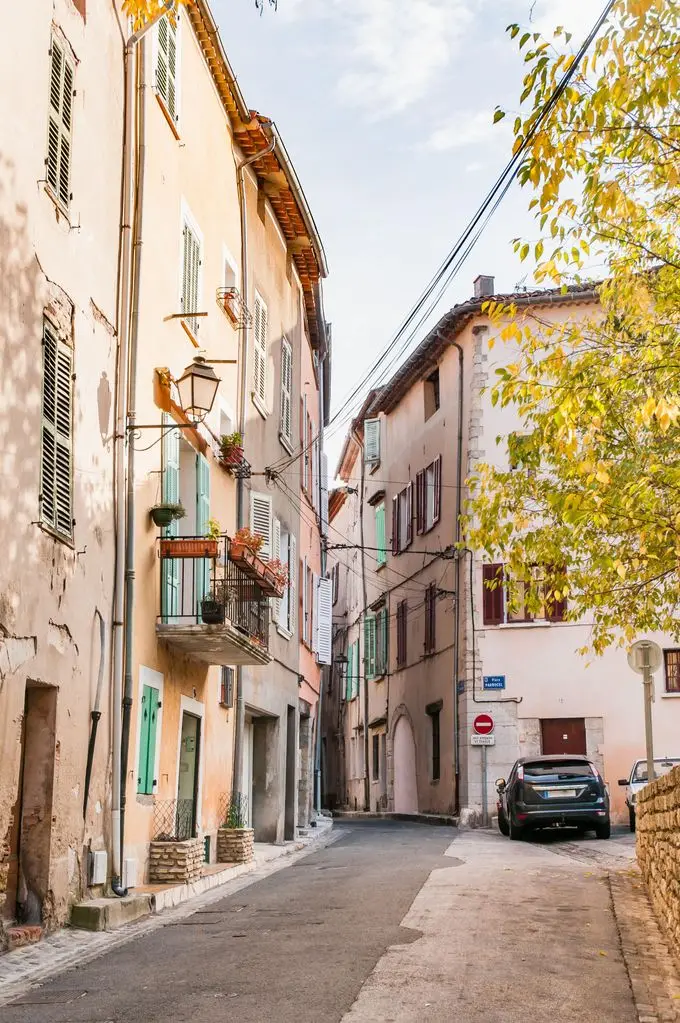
[70,894,152,932]
[5,926,43,951]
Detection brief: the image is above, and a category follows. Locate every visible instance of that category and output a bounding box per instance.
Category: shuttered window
[391,496,399,555]
[364,418,380,464]
[320,452,329,536]
[394,484,413,553]
[46,37,74,209]
[40,320,73,539]
[482,564,504,625]
[415,470,425,534]
[220,667,234,708]
[375,607,388,676]
[417,456,442,533]
[375,503,386,566]
[253,294,268,407]
[161,415,180,621]
[425,584,437,654]
[364,615,377,681]
[249,491,272,559]
[271,516,282,621]
[316,577,333,665]
[289,534,297,637]
[137,684,159,794]
[346,640,359,700]
[280,338,292,444]
[181,221,201,337]
[396,600,407,667]
[156,15,178,123]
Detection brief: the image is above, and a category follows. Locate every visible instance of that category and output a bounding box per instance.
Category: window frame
[279,337,293,450]
[372,734,380,781]
[375,502,387,567]
[424,583,437,654]
[396,600,408,668]
[154,12,181,133]
[40,317,74,542]
[252,292,268,414]
[482,562,567,625]
[664,649,680,694]
[46,35,75,212]
[424,368,440,421]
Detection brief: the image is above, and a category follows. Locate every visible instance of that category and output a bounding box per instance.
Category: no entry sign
[473,713,494,735]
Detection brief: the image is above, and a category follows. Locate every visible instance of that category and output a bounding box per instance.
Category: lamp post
[627,639,663,786]
[129,357,221,432]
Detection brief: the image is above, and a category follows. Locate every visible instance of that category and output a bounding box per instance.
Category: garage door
[541,718,587,755]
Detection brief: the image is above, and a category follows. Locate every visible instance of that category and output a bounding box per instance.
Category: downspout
[83,609,106,818]
[451,341,464,815]
[357,433,370,811]
[111,4,172,897]
[232,134,276,801]
[314,346,326,815]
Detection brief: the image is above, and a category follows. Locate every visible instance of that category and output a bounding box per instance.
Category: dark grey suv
[496,755,611,840]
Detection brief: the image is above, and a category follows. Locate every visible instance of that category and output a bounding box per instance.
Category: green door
[137,684,159,794]
[162,415,180,621]
[195,453,210,618]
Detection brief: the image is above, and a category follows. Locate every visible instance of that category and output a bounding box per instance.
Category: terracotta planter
[216,827,254,864]
[160,538,219,559]
[229,541,258,567]
[260,570,285,599]
[221,444,244,468]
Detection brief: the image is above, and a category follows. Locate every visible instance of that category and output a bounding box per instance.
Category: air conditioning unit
[89,850,107,886]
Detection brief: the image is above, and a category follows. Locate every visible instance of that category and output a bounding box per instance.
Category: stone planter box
[149,838,203,884]
[217,827,254,864]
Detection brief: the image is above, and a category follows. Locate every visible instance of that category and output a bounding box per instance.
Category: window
[46,37,74,210]
[280,339,293,447]
[664,650,680,694]
[250,491,272,559]
[181,220,201,338]
[364,615,377,680]
[331,562,340,605]
[392,484,413,554]
[315,576,333,665]
[424,368,440,421]
[301,557,314,647]
[253,293,268,409]
[372,734,380,781]
[40,319,73,539]
[425,584,437,654]
[276,528,297,636]
[396,601,408,667]
[482,563,567,625]
[219,667,234,708]
[375,607,388,676]
[375,502,387,566]
[427,703,441,782]
[346,640,359,701]
[417,456,441,534]
[156,15,179,124]
[364,418,380,465]
[137,684,159,794]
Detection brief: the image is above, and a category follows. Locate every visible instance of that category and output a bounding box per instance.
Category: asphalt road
[3,822,454,1023]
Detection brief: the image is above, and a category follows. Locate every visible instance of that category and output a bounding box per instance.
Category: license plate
[543,788,576,799]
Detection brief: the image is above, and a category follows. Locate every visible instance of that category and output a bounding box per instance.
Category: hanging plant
[232,527,264,554]
[150,502,186,528]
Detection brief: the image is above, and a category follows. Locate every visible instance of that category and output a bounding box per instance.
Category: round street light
[175,356,221,422]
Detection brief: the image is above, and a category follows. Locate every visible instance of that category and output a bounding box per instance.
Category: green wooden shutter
[364,617,376,681]
[162,415,180,621]
[47,37,73,208]
[137,684,159,794]
[353,641,360,698]
[156,16,178,120]
[376,503,386,566]
[195,454,211,613]
[376,608,388,675]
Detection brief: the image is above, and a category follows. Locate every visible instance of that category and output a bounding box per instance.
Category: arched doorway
[393,715,418,814]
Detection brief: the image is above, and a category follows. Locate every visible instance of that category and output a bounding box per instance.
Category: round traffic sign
[473,713,494,735]
[627,639,663,676]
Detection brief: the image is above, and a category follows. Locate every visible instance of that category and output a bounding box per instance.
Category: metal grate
[216,286,253,329]
[218,791,249,829]
[152,798,195,841]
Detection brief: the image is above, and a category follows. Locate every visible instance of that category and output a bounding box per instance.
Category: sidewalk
[0,819,336,1008]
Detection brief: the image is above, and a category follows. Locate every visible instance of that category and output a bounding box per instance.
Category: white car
[619,757,680,831]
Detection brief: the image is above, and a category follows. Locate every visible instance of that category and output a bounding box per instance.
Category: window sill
[41,182,72,224]
[155,91,181,140]
[661,692,680,699]
[36,519,75,550]
[367,460,381,474]
[251,392,269,420]
[491,621,553,630]
[279,433,294,455]
[276,625,293,641]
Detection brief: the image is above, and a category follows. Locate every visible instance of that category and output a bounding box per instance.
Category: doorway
[393,715,418,814]
[284,706,296,840]
[177,712,201,839]
[241,717,254,828]
[8,684,57,925]
[541,718,587,756]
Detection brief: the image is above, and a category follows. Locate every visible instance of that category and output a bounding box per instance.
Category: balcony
[156,535,272,666]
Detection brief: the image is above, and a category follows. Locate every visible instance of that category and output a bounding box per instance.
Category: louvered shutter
[320,452,329,536]
[181,223,201,337]
[364,616,376,680]
[391,496,399,555]
[376,608,388,676]
[249,492,272,559]
[433,455,442,525]
[195,454,211,611]
[46,38,73,209]
[415,470,425,534]
[405,483,413,547]
[375,503,386,566]
[364,418,380,464]
[302,555,308,644]
[312,572,320,652]
[161,415,180,620]
[253,295,268,405]
[288,534,297,636]
[396,601,407,667]
[156,16,178,121]
[271,517,281,621]
[302,394,309,491]
[40,322,73,538]
[316,577,332,665]
[312,437,319,513]
[280,340,292,443]
[482,564,504,625]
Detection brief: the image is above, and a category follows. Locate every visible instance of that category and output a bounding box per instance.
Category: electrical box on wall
[123,858,137,890]
[89,850,107,886]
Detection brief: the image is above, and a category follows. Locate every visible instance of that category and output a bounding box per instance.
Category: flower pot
[216,827,254,864]
[221,444,244,467]
[160,538,219,559]
[150,506,177,528]
[201,599,225,625]
[229,541,257,567]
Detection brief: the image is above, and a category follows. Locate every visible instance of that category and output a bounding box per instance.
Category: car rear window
[632,759,680,783]
[524,760,594,779]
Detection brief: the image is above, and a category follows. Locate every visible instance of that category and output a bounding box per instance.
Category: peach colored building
[0,0,123,941]
[324,277,680,824]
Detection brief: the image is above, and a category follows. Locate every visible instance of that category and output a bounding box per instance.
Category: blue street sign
[483,675,506,690]
[457,681,465,695]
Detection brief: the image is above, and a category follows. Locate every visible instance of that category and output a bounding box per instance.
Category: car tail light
[517,765,524,781]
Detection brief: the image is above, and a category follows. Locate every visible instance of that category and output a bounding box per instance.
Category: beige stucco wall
[0,0,123,932]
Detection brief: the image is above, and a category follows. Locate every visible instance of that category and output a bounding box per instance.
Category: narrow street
[3,820,668,1023]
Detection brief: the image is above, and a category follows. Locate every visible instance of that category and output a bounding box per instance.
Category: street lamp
[175,357,221,422]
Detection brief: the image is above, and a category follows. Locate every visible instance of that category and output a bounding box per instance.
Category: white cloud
[426,110,510,153]
[525,0,601,42]
[283,0,476,116]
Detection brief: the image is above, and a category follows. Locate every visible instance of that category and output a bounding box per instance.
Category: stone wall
[216,828,254,864]
[637,764,680,955]
[148,839,203,884]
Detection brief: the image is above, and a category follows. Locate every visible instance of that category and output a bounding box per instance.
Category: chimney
[473,275,495,300]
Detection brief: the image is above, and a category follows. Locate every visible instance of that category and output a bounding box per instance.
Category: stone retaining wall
[149,838,203,884]
[216,828,254,864]
[636,763,680,956]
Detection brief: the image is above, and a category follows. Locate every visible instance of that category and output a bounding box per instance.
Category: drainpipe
[111,4,172,897]
[314,343,327,815]
[83,609,106,818]
[232,134,277,802]
[356,431,370,812]
[451,340,464,815]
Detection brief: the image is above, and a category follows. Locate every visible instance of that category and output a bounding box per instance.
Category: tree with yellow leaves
[122,0,274,29]
[466,0,680,653]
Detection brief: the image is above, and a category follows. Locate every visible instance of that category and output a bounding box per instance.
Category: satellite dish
[627,639,663,676]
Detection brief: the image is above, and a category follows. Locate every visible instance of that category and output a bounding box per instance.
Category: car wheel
[595,821,611,840]
[508,818,524,841]
[498,809,510,837]
[629,808,636,833]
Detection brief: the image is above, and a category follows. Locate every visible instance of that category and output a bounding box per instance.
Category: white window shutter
[254,294,268,405]
[302,393,308,491]
[312,437,319,513]
[316,577,333,665]
[250,491,272,559]
[289,533,297,637]
[312,572,320,654]
[280,339,292,443]
[364,418,380,463]
[156,16,178,121]
[302,555,308,644]
[47,38,74,209]
[271,517,282,619]
[181,222,201,337]
[320,451,329,536]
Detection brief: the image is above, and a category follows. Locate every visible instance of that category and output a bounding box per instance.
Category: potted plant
[200,594,225,625]
[220,431,244,468]
[150,502,186,528]
[263,558,288,599]
[206,517,222,540]
[229,527,264,566]
[216,793,254,865]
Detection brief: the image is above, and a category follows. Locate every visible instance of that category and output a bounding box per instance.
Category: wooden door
[540,718,587,755]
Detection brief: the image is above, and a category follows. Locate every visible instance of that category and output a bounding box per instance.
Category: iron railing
[158,534,270,650]
[152,798,195,842]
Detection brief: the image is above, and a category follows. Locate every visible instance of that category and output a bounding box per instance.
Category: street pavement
[2,821,676,1023]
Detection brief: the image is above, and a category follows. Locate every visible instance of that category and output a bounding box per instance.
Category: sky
[211,0,602,465]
